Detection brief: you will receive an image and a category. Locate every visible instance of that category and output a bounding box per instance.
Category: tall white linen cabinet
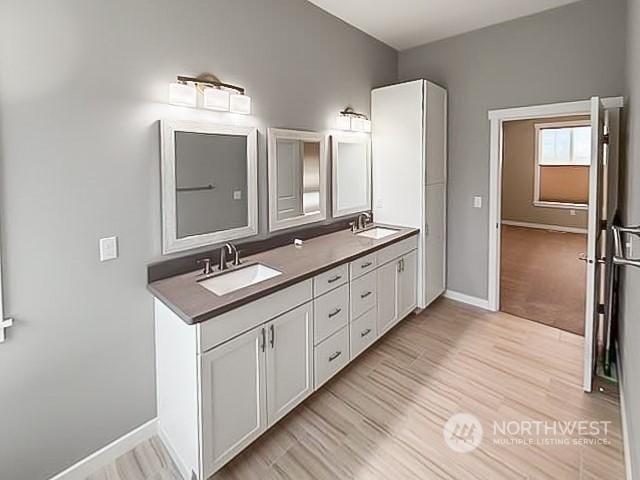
[371,79,447,308]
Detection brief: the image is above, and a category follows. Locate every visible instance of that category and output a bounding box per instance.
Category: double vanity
[149,78,446,479]
[149,225,419,479]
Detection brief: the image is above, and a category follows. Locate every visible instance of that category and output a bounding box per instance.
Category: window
[534,121,591,209]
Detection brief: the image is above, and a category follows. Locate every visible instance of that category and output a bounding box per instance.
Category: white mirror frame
[160,119,258,255]
[267,128,328,232]
[331,132,372,218]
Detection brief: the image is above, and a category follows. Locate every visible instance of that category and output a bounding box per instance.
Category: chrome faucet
[357,212,372,230]
[219,243,240,271]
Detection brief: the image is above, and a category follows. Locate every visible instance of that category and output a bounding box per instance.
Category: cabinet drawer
[314,326,349,389]
[350,252,377,281]
[350,308,377,359]
[199,280,312,353]
[350,270,377,320]
[313,284,349,345]
[313,264,348,297]
[377,235,418,265]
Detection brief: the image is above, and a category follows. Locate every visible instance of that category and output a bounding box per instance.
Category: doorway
[500,116,590,335]
[487,97,623,392]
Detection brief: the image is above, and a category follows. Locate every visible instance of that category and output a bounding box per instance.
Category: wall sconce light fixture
[336,107,371,133]
[169,74,251,114]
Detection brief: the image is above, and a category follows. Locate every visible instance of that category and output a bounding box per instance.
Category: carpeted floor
[500,225,587,336]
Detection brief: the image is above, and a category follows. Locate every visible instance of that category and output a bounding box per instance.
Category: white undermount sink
[198,263,282,296]
[356,227,399,240]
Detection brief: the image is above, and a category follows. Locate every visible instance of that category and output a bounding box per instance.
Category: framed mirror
[160,120,258,254]
[331,133,371,218]
[267,128,327,232]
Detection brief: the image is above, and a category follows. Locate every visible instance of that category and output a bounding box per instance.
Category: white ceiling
[308,0,582,50]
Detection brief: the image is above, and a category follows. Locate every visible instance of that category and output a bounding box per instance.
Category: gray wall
[621,0,640,476]
[399,0,627,299]
[0,1,396,479]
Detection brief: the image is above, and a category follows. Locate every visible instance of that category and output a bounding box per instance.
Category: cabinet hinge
[603,133,610,145]
[597,303,606,315]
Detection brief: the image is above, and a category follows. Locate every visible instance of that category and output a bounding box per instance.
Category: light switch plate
[100,236,118,262]
[473,196,483,208]
[233,190,242,200]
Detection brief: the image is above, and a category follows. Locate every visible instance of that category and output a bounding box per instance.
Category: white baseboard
[617,345,634,480]
[501,220,587,234]
[49,418,158,480]
[444,290,491,310]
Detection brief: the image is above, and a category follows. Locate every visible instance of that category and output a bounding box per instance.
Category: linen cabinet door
[398,249,418,319]
[377,259,399,335]
[200,325,267,478]
[266,302,314,426]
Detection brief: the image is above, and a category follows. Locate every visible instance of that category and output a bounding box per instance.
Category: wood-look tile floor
[87,299,626,480]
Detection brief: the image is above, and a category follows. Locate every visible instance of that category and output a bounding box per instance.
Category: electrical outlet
[473,196,483,208]
[570,209,576,216]
[233,190,242,200]
[100,236,118,262]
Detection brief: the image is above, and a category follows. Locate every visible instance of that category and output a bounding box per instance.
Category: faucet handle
[196,257,212,275]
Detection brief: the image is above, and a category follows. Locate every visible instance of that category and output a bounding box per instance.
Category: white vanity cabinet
[265,302,314,425]
[376,248,418,335]
[398,249,418,320]
[200,324,267,475]
[154,234,418,480]
[200,301,313,475]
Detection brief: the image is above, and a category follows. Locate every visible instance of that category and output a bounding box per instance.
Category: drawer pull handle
[327,275,342,284]
[361,261,373,268]
[329,351,342,362]
[360,328,372,338]
[360,291,372,299]
[328,308,342,318]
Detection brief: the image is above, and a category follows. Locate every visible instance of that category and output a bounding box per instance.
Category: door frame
[486,97,623,390]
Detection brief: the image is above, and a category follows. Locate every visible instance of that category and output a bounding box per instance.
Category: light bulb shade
[362,119,372,133]
[203,88,230,111]
[351,117,367,132]
[229,94,251,114]
[169,82,197,107]
[336,114,351,130]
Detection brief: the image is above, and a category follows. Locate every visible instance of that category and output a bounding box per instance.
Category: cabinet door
[200,325,267,477]
[425,183,446,306]
[398,250,418,319]
[377,259,399,335]
[266,302,313,426]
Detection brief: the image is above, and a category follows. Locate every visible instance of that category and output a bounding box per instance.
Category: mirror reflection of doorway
[500,116,590,336]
